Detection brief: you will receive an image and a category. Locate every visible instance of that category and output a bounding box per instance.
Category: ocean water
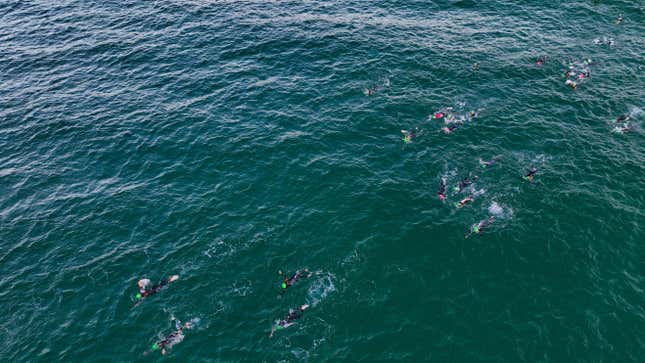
[1,1,644,362]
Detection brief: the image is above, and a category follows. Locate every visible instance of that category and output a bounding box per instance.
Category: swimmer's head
[281,282,287,289]
[138,279,151,289]
[473,226,480,233]
[152,343,159,351]
[136,293,142,300]
[438,194,445,201]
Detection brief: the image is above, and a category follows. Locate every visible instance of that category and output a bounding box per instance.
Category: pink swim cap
[435,113,444,119]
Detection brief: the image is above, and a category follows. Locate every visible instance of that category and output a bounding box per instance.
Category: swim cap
[281,282,287,289]
[453,186,459,192]
[276,325,283,330]
[136,293,142,300]
[152,343,159,351]
[473,226,480,233]
[481,164,486,168]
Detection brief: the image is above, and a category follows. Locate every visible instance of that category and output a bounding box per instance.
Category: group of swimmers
[400,105,479,143]
[272,269,314,336]
[133,268,315,355]
[436,155,539,238]
[564,57,593,91]
[132,275,188,355]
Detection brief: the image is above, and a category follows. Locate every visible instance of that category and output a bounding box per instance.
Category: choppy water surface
[1,1,644,362]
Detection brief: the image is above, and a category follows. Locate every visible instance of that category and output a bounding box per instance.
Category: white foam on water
[307,274,336,307]
[488,202,504,215]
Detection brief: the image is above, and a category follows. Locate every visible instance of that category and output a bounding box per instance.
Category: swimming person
[135,275,179,304]
[616,115,631,123]
[401,128,419,144]
[365,85,378,96]
[279,269,312,291]
[565,79,577,90]
[438,177,447,201]
[455,196,474,209]
[612,123,632,134]
[441,123,460,134]
[522,168,538,182]
[472,62,480,72]
[465,217,495,238]
[479,156,499,169]
[453,176,478,192]
[270,304,310,337]
[536,56,546,66]
[150,320,193,355]
[616,14,623,25]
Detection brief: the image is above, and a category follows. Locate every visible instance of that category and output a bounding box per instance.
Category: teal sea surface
[1,1,644,362]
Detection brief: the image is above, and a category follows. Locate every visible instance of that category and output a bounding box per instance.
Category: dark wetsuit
[524,168,537,181]
[156,328,184,351]
[286,309,304,322]
[141,279,172,298]
[456,176,478,192]
[284,270,310,289]
[616,115,630,123]
[478,217,495,231]
[446,123,460,132]
[277,308,305,328]
[438,178,446,200]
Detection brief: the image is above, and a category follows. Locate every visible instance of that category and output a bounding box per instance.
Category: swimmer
[479,156,500,169]
[365,86,378,96]
[453,176,478,192]
[270,304,310,337]
[612,123,632,134]
[522,168,538,182]
[472,63,480,72]
[616,14,623,25]
[536,56,546,66]
[455,196,473,209]
[438,177,447,201]
[441,123,460,134]
[565,79,577,90]
[468,110,478,118]
[135,275,179,305]
[279,269,312,291]
[401,128,420,144]
[465,216,495,238]
[616,115,631,123]
[577,70,590,80]
[150,320,193,355]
